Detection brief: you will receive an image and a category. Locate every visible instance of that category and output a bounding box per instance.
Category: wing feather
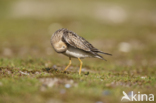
[62,28,112,58]
[62,30,95,53]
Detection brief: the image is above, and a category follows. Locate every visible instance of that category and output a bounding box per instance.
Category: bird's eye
[62,46,65,48]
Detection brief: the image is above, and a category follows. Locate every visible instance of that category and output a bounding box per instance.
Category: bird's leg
[78,58,83,75]
[64,57,71,71]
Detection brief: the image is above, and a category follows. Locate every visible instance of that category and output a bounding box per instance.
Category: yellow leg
[78,58,83,75]
[64,57,71,71]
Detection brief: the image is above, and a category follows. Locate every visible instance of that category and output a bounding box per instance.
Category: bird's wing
[62,30,98,53]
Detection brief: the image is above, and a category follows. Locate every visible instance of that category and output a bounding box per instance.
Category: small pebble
[7,70,11,74]
[52,65,57,70]
[141,76,146,79]
[35,71,40,74]
[102,90,111,95]
[96,101,103,103]
[19,71,29,75]
[65,84,71,88]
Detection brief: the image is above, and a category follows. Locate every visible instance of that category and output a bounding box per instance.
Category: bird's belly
[63,47,93,58]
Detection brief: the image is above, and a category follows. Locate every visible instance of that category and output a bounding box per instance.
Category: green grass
[0,0,156,103]
[0,57,155,103]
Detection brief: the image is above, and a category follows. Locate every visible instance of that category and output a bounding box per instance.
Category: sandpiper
[51,28,111,75]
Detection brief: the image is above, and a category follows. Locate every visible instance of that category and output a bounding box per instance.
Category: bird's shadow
[42,67,70,74]
[42,67,90,75]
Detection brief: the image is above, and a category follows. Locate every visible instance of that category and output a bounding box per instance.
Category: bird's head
[52,41,67,53]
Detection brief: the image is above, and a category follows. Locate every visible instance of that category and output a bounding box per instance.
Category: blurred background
[0,0,156,65]
[0,0,156,75]
[0,0,156,103]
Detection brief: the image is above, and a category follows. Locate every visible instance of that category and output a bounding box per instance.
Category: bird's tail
[90,50,112,61]
[97,51,112,56]
[95,53,107,61]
